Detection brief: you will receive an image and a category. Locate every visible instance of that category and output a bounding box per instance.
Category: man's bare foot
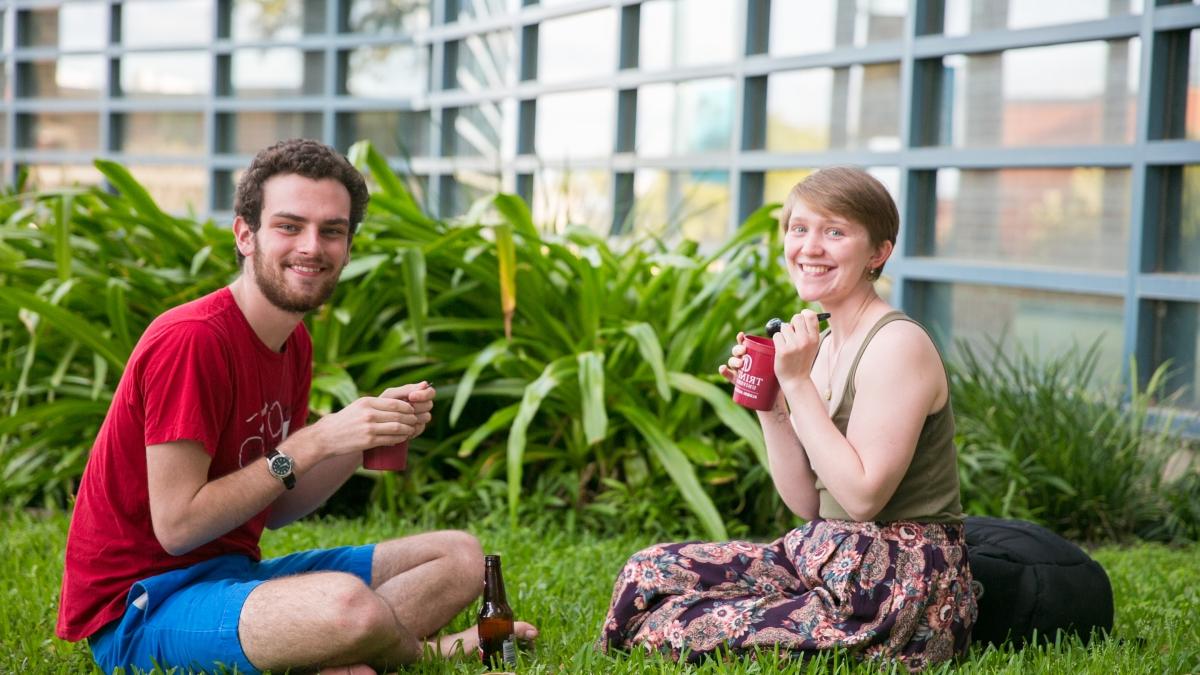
[317,665,376,675]
[424,621,539,659]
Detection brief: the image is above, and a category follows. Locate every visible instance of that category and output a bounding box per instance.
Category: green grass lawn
[5,510,1198,674]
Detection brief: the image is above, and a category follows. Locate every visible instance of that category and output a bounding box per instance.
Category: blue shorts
[89,545,375,675]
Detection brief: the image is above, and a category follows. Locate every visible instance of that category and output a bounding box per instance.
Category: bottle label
[502,638,516,665]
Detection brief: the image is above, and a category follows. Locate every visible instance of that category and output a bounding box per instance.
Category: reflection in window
[231,0,326,40]
[17,113,100,151]
[1187,30,1200,141]
[343,46,426,99]
[912,282,1125,379]
[24,164,105,191]
[537,9,616,84]
[114,112,205,155]
[533,169,611,234]
[219,112,324,155]
[1149,300,1200,410]
[639,0,736,71]
[770,0,905,56]
[631,170,730,246]
[447,103,508,159]
[18,3,107,49]
[450,31,514,92]
[120,52,211,98]
[121,0,213,47]
[636,79,734,157]
[342,0,429,34]
[763,167,898,207]
[230,49,324,98]
[336,111,430,158]
[1155,165,1200,275]
[934,40,1139,148]
[927,167,1130,271]
[447,170,501,218]
[765,63,901,152]
[535,90,612,159]
[18,57,105,99]
[125,165,208,214]
[940,0,1142,37]
[451,0,520,22]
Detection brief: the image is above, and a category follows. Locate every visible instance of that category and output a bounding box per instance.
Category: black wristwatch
[265,448,296,489]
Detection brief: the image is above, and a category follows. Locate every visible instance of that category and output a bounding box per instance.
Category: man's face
[238,173,352,314]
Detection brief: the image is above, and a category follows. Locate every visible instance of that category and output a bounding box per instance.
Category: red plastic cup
[363,441,409,471]
[732,335,779,411]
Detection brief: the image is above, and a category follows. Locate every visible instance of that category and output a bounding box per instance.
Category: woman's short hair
[778,167,899,280]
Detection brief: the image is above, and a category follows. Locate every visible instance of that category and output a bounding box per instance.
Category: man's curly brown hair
[233,139,370,265]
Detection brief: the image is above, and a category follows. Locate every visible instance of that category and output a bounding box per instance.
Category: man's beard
[252,248,343,314]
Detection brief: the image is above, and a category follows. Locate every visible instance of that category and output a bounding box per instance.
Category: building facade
[1,0,1198,420]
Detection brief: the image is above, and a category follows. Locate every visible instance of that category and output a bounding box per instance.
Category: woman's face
[782,198,889,303]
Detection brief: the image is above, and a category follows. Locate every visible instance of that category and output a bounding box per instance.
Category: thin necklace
[823,296,875,401]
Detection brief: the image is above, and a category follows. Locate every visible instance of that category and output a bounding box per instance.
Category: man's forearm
[266,449,361,528]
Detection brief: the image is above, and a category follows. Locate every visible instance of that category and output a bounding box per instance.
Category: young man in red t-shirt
[56,139,537,674]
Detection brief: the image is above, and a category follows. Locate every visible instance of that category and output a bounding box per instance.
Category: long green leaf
[311,364,359,408]
[55,194,72,282]
[0,287,128,369]
[493,193,539,239]
[458,404,520,458]
[625,322,671,401]
[492,224,517,339]
[577,351,608,445]
[0,399,111,435]
[450,339,509,426]
[105,279,133,356]
[618,404,728,540]
[403,247,428,354]
[94,159,170,222]
[667,372,767,469]
[507,357,574,527]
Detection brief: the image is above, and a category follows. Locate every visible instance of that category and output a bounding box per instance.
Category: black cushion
[964,516,1113,647]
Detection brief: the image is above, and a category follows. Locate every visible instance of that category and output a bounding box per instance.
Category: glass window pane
[536,89,612,159]
[927,167,1130,271]
[18,3,107,50]
[764,167,898,206]
[232,0,325,40]
[220,112,324,155]
[121,0,213,47]
[1187,30,1200,141]
[1156,164,1200,274]
[632,169,730,246]
[17,113,100,151]
[18,56,105,99]
[532,169,611,235]
[640,0,737,71]
[636,78,734,157]
[115,112,205,155]
[451,31,515,92]
[448,103,508,159]
[343,46,426,98]
[452,0,520,21]
[125,164,207,213]
[537,9,616,84]
[770,0,906,57]
[24,164,105,190]
[766,63,901,152]
[343,0,429,34]
[912,282,1125,379]
[336,111,430,158]
[448,170,501,216]
[935,39,1139,148]
[120,52,211,98]
[1150,300,1200,411]
[230,49,324,98]
[941,0,1142,36]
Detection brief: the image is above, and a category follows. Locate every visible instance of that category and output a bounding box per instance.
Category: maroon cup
[363,441,409,471]
[732,335,779,411]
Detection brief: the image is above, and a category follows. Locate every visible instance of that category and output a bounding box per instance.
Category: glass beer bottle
[477,554,516,668]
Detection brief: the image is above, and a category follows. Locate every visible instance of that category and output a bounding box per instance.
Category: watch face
[270,455,293,476]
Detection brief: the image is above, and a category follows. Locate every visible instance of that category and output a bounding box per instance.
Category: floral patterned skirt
[598,519,977,671]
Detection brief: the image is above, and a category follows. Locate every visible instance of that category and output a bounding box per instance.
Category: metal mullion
[893,0,923,312]
[741,42,906,76]
[1153,4,1200,32]
[727,0,749,238]
[738,149,904,170]
[1138,275,1200,303]
[1145,140,1200,164]
[893,259,1127,297]
[322,0,338,144]
[911,15,1142,59]
[904,146,1139,169]
[204,0,219,210]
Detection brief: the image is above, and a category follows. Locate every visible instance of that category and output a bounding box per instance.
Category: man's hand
[309,382,434,456]
[380,382,436,441]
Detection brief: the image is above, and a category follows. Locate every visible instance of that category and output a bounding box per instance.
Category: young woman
[599,167,976,670]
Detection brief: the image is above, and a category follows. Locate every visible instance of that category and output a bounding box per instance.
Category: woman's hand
[717,331,748,384]
[772,310,823,386]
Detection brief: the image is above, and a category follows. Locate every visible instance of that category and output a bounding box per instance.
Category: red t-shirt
[56,287,312,641]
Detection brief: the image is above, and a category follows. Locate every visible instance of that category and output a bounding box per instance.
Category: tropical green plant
[950,338,1199,543]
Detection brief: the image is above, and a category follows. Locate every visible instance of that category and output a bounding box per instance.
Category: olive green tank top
[813,311,964,523]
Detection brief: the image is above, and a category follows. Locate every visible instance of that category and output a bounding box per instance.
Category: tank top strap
[844,310,909,390]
